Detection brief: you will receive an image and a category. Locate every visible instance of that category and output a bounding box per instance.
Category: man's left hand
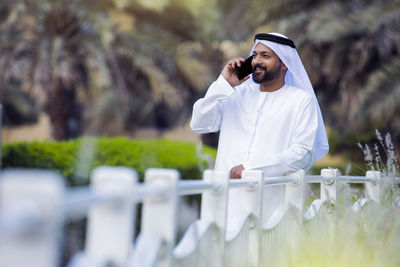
[230,164,244,179]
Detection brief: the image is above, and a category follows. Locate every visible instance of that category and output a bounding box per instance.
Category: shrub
[2,137,217,185]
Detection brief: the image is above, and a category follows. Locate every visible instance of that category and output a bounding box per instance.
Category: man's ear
[281,63,288,72]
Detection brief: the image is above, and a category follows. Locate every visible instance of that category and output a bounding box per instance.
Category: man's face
[251,43,286,84]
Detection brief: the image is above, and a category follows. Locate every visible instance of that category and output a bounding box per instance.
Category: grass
[285,130,400,267]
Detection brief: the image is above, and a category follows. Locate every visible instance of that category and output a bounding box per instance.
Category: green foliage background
[2,137,217,185]
[1,0,399,154]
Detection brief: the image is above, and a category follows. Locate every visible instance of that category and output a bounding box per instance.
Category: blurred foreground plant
[282,130,400,267]
[358,130,400,205]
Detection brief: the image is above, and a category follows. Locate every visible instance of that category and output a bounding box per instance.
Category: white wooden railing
[0,166,391,267]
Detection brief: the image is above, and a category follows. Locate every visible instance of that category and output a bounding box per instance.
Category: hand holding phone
[235,55,253,80]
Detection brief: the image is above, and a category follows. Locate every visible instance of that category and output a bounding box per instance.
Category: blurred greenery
[289,204,400,267]
[1,137,217,185]
[1,2,399,264]
[0,0,399,158]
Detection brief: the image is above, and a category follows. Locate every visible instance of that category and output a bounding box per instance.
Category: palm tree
[0,1,40,126]
[5,0,397,151]
[85,1,224,136]
[219,0,400,150]
[0,0,97,140]
[0,0,142,139]
[295,0,400,148]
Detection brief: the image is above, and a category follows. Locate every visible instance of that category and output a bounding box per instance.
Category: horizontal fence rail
[178,181,216,195]
[264,175,299,185]
[0,166,396,267]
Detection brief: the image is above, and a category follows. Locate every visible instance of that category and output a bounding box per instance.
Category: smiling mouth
[253,65,266,73]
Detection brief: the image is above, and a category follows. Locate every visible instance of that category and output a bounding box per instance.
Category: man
[190,33,329,218]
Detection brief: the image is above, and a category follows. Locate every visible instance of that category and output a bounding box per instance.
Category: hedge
[1,137,217,186]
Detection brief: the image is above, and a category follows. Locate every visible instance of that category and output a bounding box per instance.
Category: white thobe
[190,75,319,221]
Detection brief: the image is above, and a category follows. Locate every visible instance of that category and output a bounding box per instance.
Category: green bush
[2,137,217,185]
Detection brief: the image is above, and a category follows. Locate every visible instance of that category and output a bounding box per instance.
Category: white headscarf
[249,32,329,163]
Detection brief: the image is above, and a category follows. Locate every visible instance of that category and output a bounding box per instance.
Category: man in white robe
[190,33,329,220]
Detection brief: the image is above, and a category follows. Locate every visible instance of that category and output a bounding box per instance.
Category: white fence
[0,166,389,267]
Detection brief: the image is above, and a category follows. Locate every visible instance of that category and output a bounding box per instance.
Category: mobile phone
[235,55,253,80]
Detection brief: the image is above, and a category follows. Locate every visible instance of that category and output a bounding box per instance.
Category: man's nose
[251,56,260,67]
[252,55,261,65]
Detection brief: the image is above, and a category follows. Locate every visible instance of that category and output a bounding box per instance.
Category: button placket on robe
[246,92,268,163]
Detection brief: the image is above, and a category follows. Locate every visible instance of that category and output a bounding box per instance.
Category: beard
[252,63,282,84]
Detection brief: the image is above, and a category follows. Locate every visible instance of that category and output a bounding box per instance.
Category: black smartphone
[235,55,253,80]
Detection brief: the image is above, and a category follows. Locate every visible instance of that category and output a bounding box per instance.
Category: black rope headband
[254,33,296,48]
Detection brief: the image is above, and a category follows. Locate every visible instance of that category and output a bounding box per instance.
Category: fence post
[240,170,264,267]
[201,170,230,235]
[285,169,306,215]
[140,168,180,267]
[321,168,341,205]
[285,169,306,260]
[0,170,64,267]
[85,166,138,266]
[201,170,230,265]
[365,171,382,203]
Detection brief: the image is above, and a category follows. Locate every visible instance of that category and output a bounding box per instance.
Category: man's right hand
[230,164,245,179]
[221,58,250,87]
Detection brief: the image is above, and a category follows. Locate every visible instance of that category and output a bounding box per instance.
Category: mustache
[253,64,266,71]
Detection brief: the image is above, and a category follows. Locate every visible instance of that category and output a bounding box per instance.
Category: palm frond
[357,56,400,125]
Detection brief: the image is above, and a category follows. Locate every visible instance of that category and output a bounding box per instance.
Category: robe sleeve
[244,96,318,176]
[190,75,235,133]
